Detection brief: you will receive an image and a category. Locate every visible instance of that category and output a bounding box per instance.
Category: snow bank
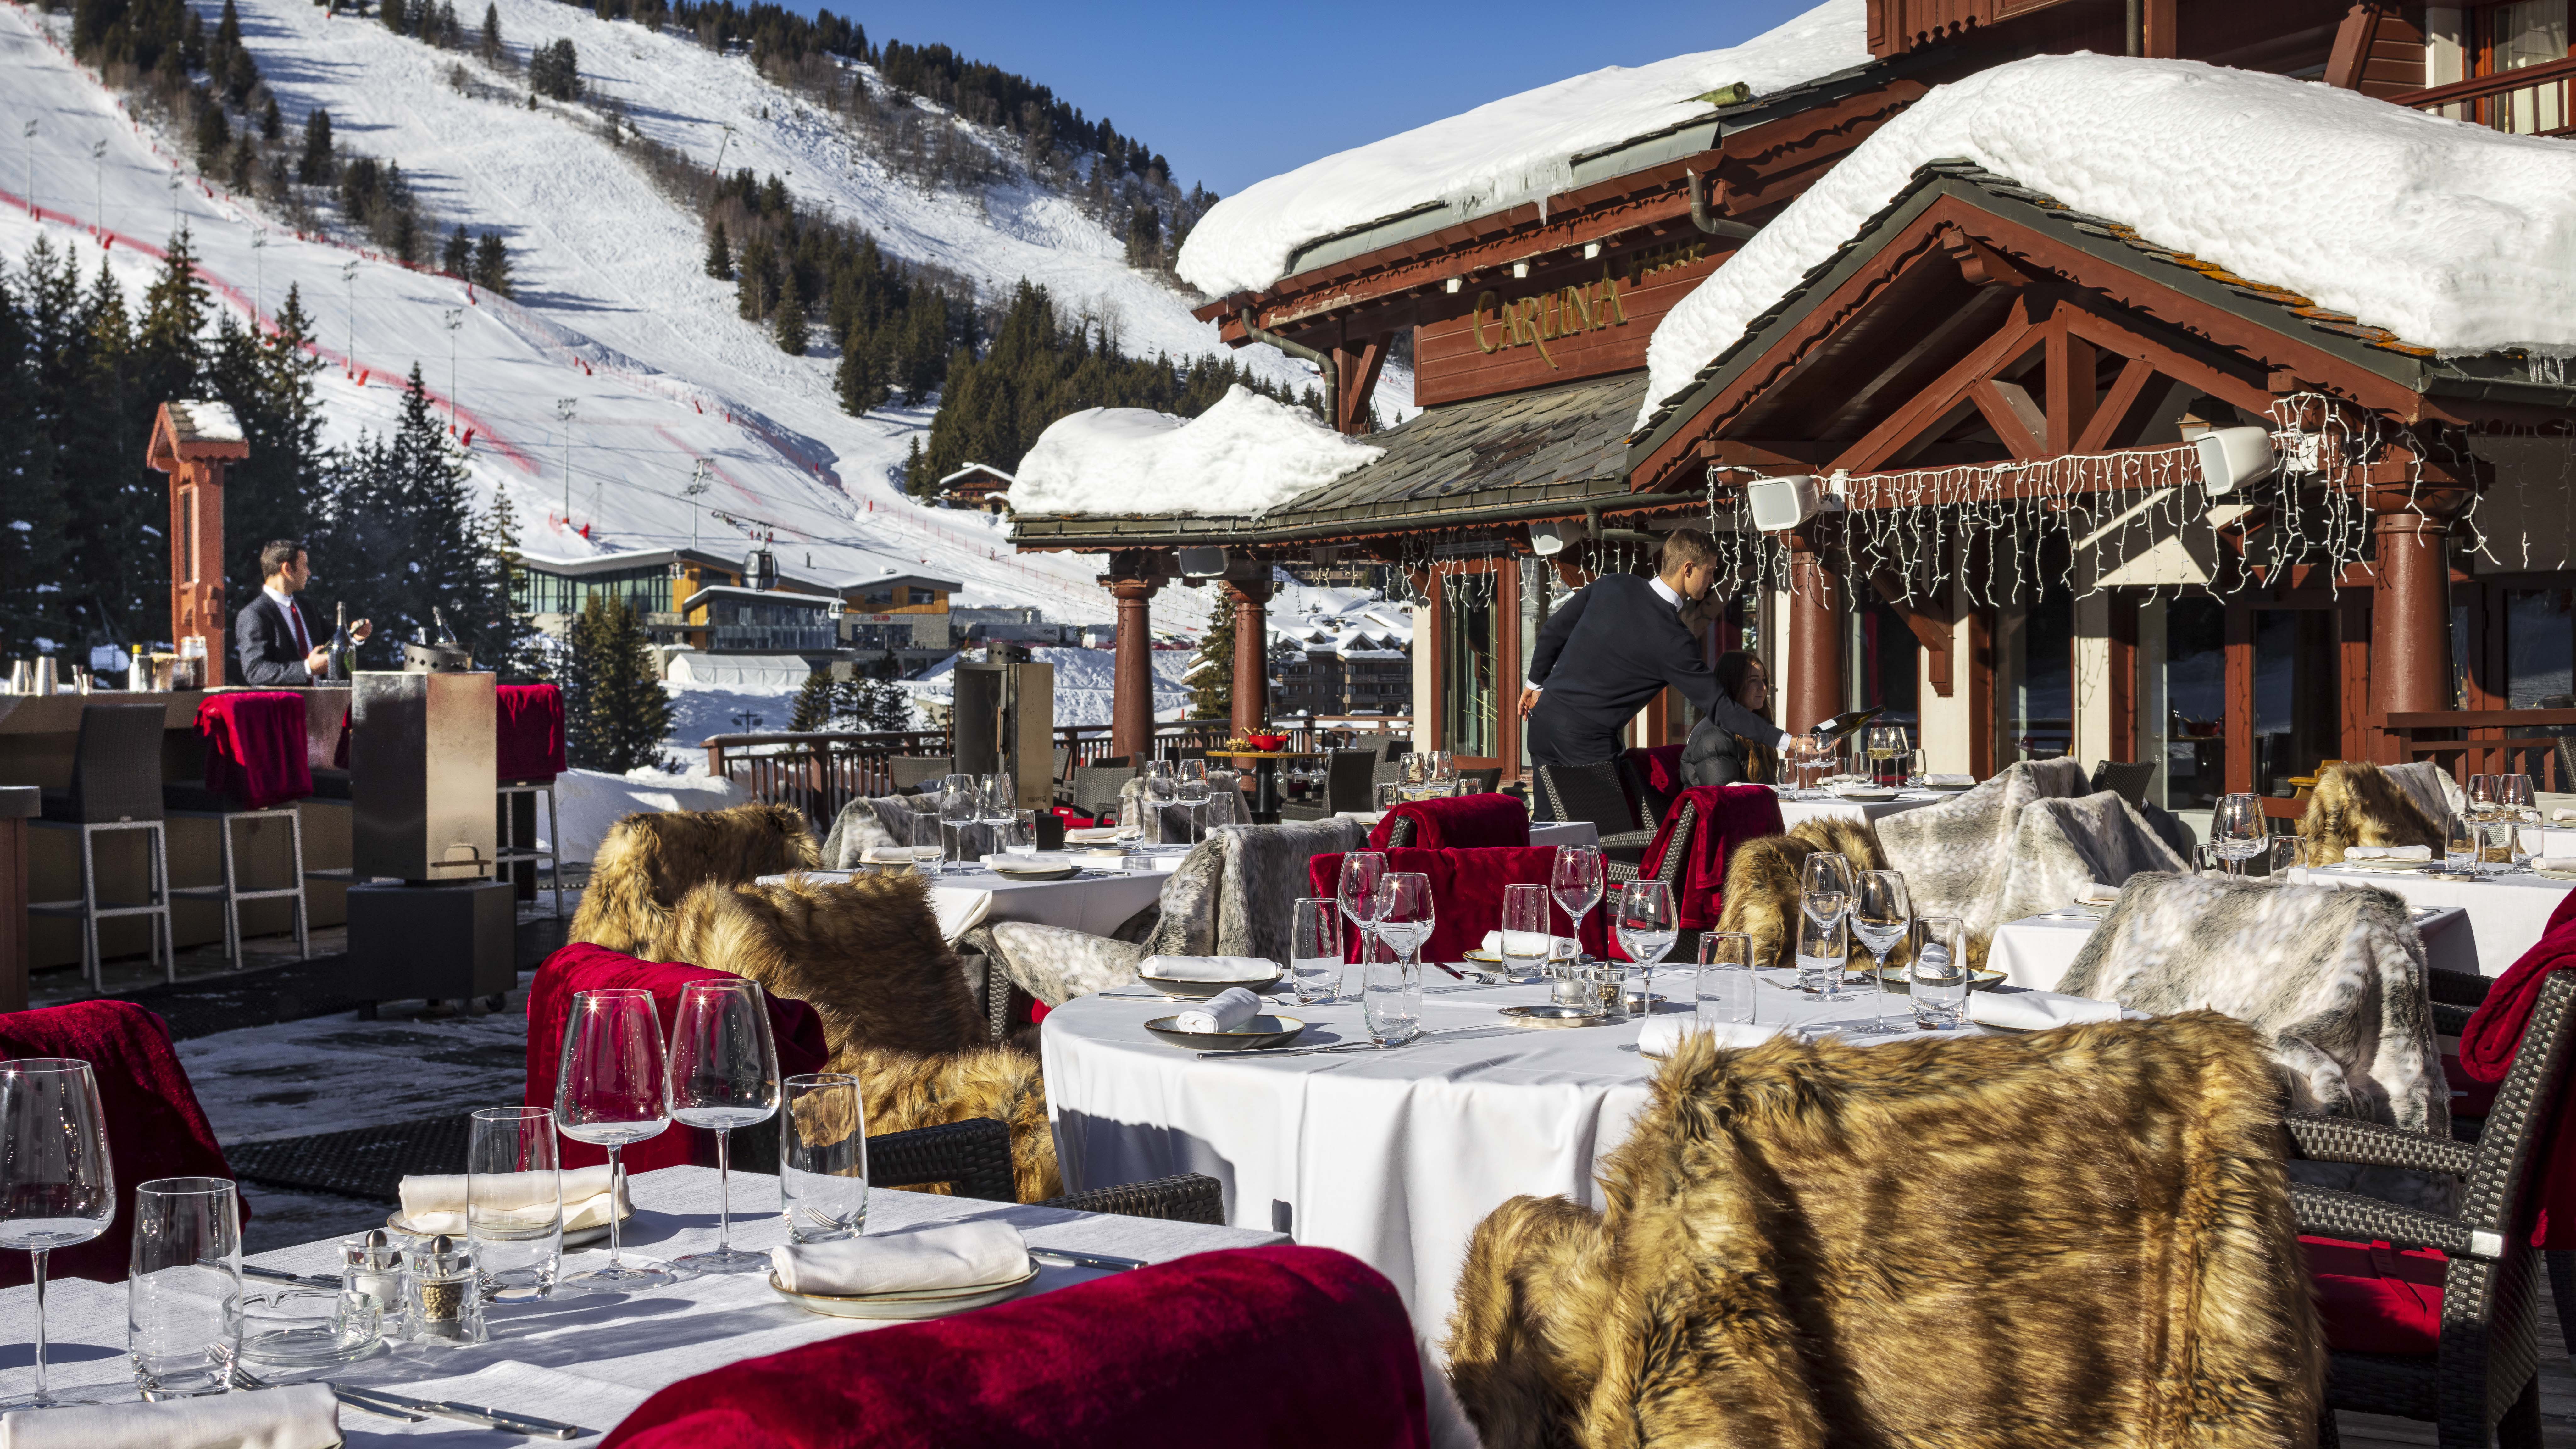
[1175,0,1867,297]
[1010,386,1383,518]
[908,646,1192,726]
[1642,53,2576,426]
[545,767,744,863]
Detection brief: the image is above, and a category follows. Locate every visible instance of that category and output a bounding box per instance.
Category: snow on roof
[1010,386,1384,519]
[939,462,1016,486]
[1641,53,2576,428]
[169,399,246,445]
[1174,0,1868,298]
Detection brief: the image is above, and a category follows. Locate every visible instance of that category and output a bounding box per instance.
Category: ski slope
[0,0,1386,631]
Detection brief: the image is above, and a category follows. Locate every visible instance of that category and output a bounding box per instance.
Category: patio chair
[1070,762,1138,821]
[888,755,953,794]
[1530,760,1658,866]
[2291,968,2576,1448]
[2088,758,2159,808]
[1373,794,1530,851]
[1281,749,1378,822]
[567,802,819,963]
[29,702,174,987]
[2301,760,2446,867]
[493,683,567,919]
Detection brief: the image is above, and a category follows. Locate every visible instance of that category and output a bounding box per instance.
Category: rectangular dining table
[0,1166,1283,1442]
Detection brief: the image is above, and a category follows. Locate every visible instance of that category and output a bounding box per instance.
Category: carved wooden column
[149,402,250,687]
[1785,524,1844,735]
[1225,576,1275,736]
[1101,551,1169,762]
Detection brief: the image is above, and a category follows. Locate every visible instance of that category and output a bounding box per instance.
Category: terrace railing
[2384,708,2576,792]
[2392,57,2576,138]
[701,729,951,826]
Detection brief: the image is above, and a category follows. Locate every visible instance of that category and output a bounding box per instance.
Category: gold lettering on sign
[1468,263,1630,369]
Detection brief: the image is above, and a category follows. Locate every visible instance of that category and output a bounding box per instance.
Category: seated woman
[1678,651,1777,788]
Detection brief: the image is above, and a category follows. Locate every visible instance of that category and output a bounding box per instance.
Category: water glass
[2,1058,115,1409]
[781,1073,868,1241]
[554,987,673,1291]
[2210,793,2267,875]
[1374,782,1399,812]
[1360,930,1422,1046]
[1499,884,1553,982]
[909,809,944,875]
[1849,870,1911,1035]
[466,1107,561,1303]
[1004,809,1039,855]
[1613,880,1676,1009]
[1288,897,1343,1004]
[667,978,783,1276]
[1911,916,1969,1029]
[1904,748,1929,788]
[1696,932,1755,1027]
[2446,811,2479,875]
[128,1177,240,1399]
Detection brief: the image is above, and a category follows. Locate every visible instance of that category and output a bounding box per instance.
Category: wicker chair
[888,756,953,794]
[1070,763,1138,821]
[1281,750,1376,822]
[893,1117,1221,1222]
[2087,759,2160,808]
[2290,969,2576,1448]
[1530,761,1658,869]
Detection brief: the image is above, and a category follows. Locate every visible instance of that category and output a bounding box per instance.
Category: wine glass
[1849,870,1912,1035]
[554,988,674,1291]
[1367,873,1432,1045]
[938,775,980,871]
[1550,845,1605,964]
[1177,759,1211,843]
[1338,851,1388,961]
[1,1058,114,1409]
[2210,793,2267,877]
[1797,852,1854,997]
[665,978,781,1276]
[1613,880,1677,1013]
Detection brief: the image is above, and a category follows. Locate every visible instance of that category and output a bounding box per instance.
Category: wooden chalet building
[1011,0,2576,802]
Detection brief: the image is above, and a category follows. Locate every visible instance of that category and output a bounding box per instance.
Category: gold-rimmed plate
[1143,1013,1307,1050]
[1140,974,1282,1001]
[1874,967,2007,993]
[768,1265,1041,1320]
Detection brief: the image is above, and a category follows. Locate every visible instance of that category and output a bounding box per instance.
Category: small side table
[0,785,36,1013]
[1207,751,1300,825]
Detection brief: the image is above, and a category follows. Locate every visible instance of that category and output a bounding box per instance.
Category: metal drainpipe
[1685,170,1761,241]
[2127,0,2143,55]
[1239,310,1338,431]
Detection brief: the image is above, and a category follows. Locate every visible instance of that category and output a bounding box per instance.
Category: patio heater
[952,660,1055,811]
[344,642,511,1017]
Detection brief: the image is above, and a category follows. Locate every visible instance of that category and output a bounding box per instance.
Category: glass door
[2162,596,2228,808]
[1441,571,1499,761]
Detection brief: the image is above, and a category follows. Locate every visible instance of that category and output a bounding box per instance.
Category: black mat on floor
[227,1115,475,1203]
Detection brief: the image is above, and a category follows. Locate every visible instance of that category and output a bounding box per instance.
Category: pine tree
[0,264,69,663]
[380,0,406,35]
[530,38,580,100]
[477,1,501,63]
[771,268,805,355]
[835,325,884,416]
[297,109,333,185]
[479,492,546,680]
[55,253,156,650]
[565,594,671,771]
[260,93,281,142]
[1187,604,1233,723]
[789,668,835,731]
[210,284,328,621]
[702,220,732,280]
[435,1,459,48]
[471,232,512,297]
[194,101,230,173]
[441,225,471,275]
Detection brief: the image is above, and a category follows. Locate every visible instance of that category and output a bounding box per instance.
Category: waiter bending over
[1518,529,1790,782]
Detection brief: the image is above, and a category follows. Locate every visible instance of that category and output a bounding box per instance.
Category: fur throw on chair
[1993,792,2191,934]
[2057,872,2447,1211]
[1713,817,1887,969]
[1873,759,2091,962]
[2297,761,2446,867]
[570,802,818,961]
[662,871,1057,1200]
[819,795,924,869]
[1444,1014,2322,1449]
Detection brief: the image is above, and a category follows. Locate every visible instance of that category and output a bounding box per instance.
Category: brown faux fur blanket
[663,872,1058,1201]
[570,802,819,961]
[1713,817,1888,969]
[1445,1014,2321,1449]
[2297,761,2445,867]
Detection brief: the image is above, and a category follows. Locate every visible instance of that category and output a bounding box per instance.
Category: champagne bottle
[1807,706,1885,740]
[434,606,458,647]
[325,602,352,683]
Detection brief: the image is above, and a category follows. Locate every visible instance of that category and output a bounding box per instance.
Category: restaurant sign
[1417,238,1719,407]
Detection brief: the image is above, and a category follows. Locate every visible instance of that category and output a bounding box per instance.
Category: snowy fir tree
[471,233,512,298]
[789,669,836,732]
[771,269,806,354]
[703,221,732,280]
[203,282,330,623]
[565,595,671,771]
[298,109,334,185]
[530,39,581,101]
[0,263,67,664]
[441,226,472,276]
[1188,604,1233,724]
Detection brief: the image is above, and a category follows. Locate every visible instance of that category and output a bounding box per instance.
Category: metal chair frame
[495,777,564,918]
[31,703,179,988]
[30,819,175,988]
[163,802,311,968]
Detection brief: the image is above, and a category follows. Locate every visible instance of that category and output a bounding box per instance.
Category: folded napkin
[2074,881,2122,906]
[929,887,994,942]
[2346,845,2433,861]
[1927,773,1975,787]
[1064,826,1123,842]
[0,1384,338,1449]
[1638,1016,1772,1056]
[1174,987,1261,1034]
[1480,930,1579,961]
[1139,955,1277,982]
[2557,809,2576,823]
[769,1219,1029,1296]
[398,1165,627,1236]
[861,846,917,865]
[983,852,1073,871]
[1968,989,2125,1031]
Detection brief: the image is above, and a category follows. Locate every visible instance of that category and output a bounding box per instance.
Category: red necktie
[286,600,309,654]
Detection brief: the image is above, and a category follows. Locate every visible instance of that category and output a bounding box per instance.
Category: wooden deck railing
[2383,708,2576,791]
[2392,56,2576,137]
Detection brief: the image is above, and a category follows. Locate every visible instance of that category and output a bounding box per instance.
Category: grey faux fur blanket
[1874,759,2091,954]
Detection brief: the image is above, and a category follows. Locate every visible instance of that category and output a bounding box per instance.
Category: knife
[229,1364,425,1422]
[329,1383,588,1439]
[242,1263,341,1290]
[1028,1247,1146,1273]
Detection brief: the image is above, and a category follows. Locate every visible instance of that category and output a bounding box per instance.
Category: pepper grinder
[404,1235,487,1346]
[341,1229,407,1334]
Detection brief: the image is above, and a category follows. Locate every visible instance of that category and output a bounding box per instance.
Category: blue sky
[809,1,1823,197]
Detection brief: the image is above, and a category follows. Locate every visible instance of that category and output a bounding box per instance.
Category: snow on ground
[1175,0,1867,298]
[1642,52,2576,424]
[910,645,1192,727]
[541,765,741,862]
[1011,385,1382,517]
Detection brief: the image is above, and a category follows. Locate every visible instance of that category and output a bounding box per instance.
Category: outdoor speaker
[2195,425,2277,495]
[1745,474,1822,532]
[1176,546,1227,577]
[1528,521,1567,556]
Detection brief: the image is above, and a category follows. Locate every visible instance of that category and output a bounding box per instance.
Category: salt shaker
[404,1235,487,1346]
[341,1229,407,1331]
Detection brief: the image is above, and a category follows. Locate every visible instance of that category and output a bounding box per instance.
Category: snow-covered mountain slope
[0,0,1395,630]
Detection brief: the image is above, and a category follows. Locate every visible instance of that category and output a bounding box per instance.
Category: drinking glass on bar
[1911,916,1969,1030]
[554,987,674,1291]
[666,978,782,1276]
[1288,898,1343,1005]
[1696,931,1755,1028]
[781,1074,868,1242]
[1,1057,114,1409]
[466,1106,561,1302]
[1797,852,1854,997]
[129,1177,240,1400]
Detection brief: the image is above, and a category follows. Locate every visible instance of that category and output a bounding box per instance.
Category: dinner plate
[1143,1013,1307,1050]
[1834,789,1898,802]
[768,1265,1041,1320]
[1874,967,2008,993]
[988,863,1080,881]
[388,1207,626,1249]
[1499,1004,1608,1029]
[2334,858,2435,872]
[2534,865,2576,881]
[1140,973,1282,1000]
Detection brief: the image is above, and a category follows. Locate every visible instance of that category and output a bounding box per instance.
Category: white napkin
[1139,955,1276,982]
[929,887,994,942]
[1480,930,1579,960]
[398,1165,626,1236]
[1064,826,1123,843]
[983,852,1073,872]
[1927,774,1975,787]
[1968,989,2125,1031]
[1174,987,1261,1034]
[2074,881,2122,906]
[0,1384,338,1449]
[1638,1016,1773,1055]
[770,1219,1030,1296]
[2345,845,2432,861]
[2557,809,2576,823]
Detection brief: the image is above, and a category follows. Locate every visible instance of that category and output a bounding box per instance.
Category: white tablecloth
[758,865,1168,939]
[1044,972,2006,1446]
[0,1167,1282,1441]
[2291,865,2572,974]
[1989,904,2479,991]
[1774,789,1947,831]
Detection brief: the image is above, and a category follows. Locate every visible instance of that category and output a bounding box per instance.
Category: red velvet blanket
[497,684,567,783]
[0,1002,240,1286]
[524,943,831,1172]
[1635,784,1786,931]
[2455,890,2576,1247]
[1367,792,1530,851]
[1310,847,1612,963]
[197,691,311,809]
[600,1245,1428,1449]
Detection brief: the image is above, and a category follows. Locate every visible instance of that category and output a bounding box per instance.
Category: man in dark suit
[1518,529,1791,773]
[236,539,371,685]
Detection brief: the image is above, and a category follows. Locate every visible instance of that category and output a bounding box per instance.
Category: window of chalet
[2252,607,2339,797]
[2165,597,2229,809]
[2439,0,2574,132]
[2506,588,2576,705]
[1847,599,1920,733]
[1442,572,1500,761]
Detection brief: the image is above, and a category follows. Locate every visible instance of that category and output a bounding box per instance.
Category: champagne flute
[1,1059,114,1409]
[2210,793,2267,877]
[1339,851,1387,964]
[665,978,781,1275]
[1367,873,1432,1045]
[554,988,674,1291]
[1550,845,1605,964]
[1798,852,1854,997]
[1848,870,1912,1035]
[1613,880,1677,1013]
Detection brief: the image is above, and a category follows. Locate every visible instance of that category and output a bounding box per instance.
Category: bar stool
[494,683,567,918]
[166,692,314,969]
[29,703,176,988]
[496,777,563,918]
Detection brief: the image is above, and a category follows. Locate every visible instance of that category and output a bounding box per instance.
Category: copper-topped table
[1206,749,1304,824]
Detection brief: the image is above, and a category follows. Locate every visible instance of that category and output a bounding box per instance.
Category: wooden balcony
[2390,55,2576,137]
[2384,708,2576,790]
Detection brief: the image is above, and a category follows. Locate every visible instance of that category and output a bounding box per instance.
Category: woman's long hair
[1713,651,1776,784]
